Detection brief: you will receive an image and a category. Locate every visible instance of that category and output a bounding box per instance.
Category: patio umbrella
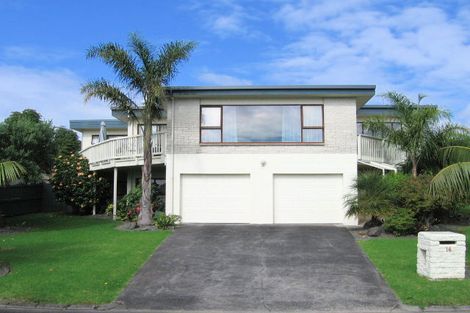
[99,121,107,142]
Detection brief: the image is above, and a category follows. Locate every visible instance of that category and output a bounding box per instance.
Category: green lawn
[359,226,470,307]
[0,213,170,304]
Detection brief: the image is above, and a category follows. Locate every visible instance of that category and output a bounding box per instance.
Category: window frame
[200,105,223,143]
[301,105,324,143]
[199,104,324,145]
[91,135,99,145]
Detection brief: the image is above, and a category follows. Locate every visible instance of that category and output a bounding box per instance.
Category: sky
[0,0,470,128]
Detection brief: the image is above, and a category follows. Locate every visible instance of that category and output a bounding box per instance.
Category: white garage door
[274,174,344,224]
[181,174,250,223]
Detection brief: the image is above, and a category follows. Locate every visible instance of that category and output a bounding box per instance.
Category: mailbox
[417,231,466,280]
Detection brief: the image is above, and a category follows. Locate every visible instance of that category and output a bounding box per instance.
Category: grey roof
[167,85,375,99]
[167,85,375,91]
[69,119,127,131]
[167,85,375,107]
[357,105,397,117]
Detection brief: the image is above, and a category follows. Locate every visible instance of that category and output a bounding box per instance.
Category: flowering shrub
[50,153,108,214]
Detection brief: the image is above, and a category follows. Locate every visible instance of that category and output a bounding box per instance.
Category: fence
[0,183,68,217]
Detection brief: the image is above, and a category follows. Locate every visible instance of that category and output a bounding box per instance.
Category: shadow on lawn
[0,213,115,233]
[0,240,97,267]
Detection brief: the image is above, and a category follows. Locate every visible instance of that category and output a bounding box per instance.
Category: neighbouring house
[70,85,405,225]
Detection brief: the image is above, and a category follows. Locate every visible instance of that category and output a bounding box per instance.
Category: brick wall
[166,97,357,155]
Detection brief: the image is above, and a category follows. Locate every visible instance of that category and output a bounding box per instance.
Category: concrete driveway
[118,225,398,311]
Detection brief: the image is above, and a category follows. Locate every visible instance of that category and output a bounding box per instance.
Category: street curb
[1,303,470,313]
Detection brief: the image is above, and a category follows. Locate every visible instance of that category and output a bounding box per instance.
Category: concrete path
[118,225,399,311]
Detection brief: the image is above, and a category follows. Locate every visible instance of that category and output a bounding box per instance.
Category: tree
[54,127,81,156]
[430,146,470,201]
[364,92,449,177]
[0,109,56,182]
[0,161,26,186]
[81,33,195,226]
[51,153,108,214]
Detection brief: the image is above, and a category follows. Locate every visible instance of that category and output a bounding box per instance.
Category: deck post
[113,167,118,220]
[357,134,362,161]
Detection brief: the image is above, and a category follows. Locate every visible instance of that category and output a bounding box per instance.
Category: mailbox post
[417,231,466,280]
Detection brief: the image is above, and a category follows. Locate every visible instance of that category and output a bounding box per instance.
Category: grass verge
[359,226,470,307]
[0,213,170,304]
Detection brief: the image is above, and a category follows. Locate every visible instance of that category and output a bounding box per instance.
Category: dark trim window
[91,135,99,145]
[200,105,324,144]
[137,124,166,135]
[200,106,222,143]
[91,134,126,145]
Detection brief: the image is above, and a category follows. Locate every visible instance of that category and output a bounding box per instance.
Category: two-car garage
[179,173,345,224]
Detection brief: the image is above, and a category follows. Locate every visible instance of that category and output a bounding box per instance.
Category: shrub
[116,187,142,221]
[393,175,455,230]
[154,212,181,230]
[115,183,165,221]
[347,171,458,235]
[51,153,108,214]
[384,209,417,236]
[345,172,396,221]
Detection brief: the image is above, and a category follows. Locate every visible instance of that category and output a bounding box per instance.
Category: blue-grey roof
[168,85,375,91]
[166,85,376,107]
[357,105,397,117]
[167,85,375,96]
[69,119,127,131]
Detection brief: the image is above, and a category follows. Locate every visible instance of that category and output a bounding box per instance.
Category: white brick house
[70,85,405,225]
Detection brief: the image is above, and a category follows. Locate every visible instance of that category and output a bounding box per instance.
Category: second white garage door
[180,174,250,223]
[274,174,344,224]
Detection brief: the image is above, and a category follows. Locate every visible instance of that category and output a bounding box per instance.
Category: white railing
[81,132,166,169]
[358,134,406,165]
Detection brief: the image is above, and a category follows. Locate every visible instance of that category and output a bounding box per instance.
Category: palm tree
[364,92,448,177]
[430,146,470,200]
[0,161,26,186]
[81,34,195,226]
[344,171,395,223]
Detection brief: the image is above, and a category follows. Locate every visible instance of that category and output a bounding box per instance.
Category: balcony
[80,132,405,172]
[357,134,406,171]
[81,132,166,171]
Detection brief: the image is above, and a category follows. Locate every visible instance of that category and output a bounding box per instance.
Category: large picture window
[200,105,323,144]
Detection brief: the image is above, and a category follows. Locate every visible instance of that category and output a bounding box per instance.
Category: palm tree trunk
[411,157,418,178]
[138,112,153,226]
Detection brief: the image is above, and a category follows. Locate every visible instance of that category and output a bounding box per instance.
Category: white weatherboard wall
[166,153,357,225]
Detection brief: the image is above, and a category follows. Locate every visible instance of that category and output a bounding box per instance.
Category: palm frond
[156,41,197,86]
[87,43,143,91]
[0,161,26,186]
[430,162,470,200]
[129,33,153,75]
[81,79,137,111]
[418,93,427,104]
[442,146,470,165]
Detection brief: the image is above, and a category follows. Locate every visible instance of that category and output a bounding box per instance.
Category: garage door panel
[274,174,343,224]
[181,174,250,223]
